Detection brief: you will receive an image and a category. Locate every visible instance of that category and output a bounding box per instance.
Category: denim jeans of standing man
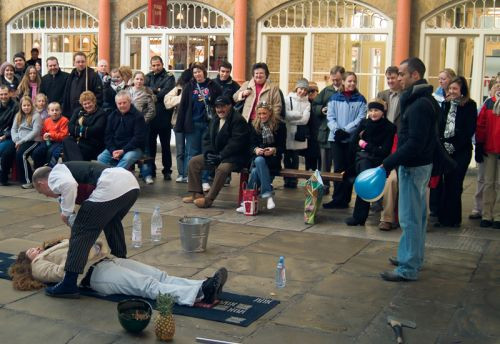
[395,163,432,280]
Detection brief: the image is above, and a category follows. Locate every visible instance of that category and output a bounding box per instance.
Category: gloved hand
[475,144,486,163]
[206,153,221,166]
[334,129,350,142]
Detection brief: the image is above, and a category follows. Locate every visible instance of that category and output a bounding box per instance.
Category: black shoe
[493,221,500,229]
[201,267,228,304]
[45,281,80,299]
[429,212,438,218]
[434,222,460,228]
[480,219,493,227]
[469,213,482,220]
[163,174,172,181]
[380,271,411,282]
[388,256,399,267]
[345,217,365,226]
[323,200,349,209]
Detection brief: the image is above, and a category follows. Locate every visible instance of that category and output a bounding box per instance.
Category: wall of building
[0,0,465,76]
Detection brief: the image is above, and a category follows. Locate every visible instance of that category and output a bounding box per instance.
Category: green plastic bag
[304,170,325,224]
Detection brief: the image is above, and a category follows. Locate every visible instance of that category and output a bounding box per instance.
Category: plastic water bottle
[275,256,286,288]
[132,211,142,248]
[150,205,163,242]
[68,213,77,227]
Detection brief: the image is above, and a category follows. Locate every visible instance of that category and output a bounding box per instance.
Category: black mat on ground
[0,252,279,327]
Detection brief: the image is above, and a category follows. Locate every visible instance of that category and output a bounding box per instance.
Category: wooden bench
[237,168,344,204]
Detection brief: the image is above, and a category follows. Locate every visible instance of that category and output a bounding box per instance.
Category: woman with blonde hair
[237,101,286,212]
[17,65,41,102]
[9,238,228,305]
[11,96,42,188]
[434,68,456,109]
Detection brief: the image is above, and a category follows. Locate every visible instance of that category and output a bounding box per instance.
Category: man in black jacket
[0,85,18,185]
[145,56,175,180]
[213,61,240,100]
[97,91,146,169]
[40,57,69,105]
[13,52,26,80]
[62,52,103,118]
[381,57,438,282]
[182,96,250,208]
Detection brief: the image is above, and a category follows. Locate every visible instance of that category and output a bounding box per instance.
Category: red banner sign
[148,0,167,27]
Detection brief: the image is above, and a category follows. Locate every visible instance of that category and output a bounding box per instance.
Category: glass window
[484,35,500,102]
[129,37,142,71]
[169,36,188,71]
[265,36,281,84]
[288,36,305,93]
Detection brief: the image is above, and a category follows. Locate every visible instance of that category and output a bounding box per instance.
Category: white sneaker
[175,176,183,183]
[145,176,154,185]
[202,182,211,192]
[266,197,275,210]
[182,177,188,183]
[236,203,245,213]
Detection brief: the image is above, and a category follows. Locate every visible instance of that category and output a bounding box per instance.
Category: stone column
[233,0,247,84]
[98,0,111,63]
[394,0,411,65]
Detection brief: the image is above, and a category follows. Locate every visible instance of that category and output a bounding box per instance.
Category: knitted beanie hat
[0,62,15,76]
[368,98,387,114]
[295,78,309,90]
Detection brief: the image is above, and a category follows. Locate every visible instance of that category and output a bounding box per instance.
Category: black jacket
[202,108,250,170]
[145,69,175,126]
[62,67,103,118]
[0,98,18,139]
[440,99,477,154]
[102,82,129,114]
[0,76,20,92]
[352,117,396,164]
[383,79,438,170]
[104,105,146,153]
[249,121,286,175]
[214,75,240,100]
[175,78,222,133]
[40,69,69,104]
[68,107,107,154]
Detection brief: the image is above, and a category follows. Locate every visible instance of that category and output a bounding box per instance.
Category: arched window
[7,4,99,73]
[257,0,393,98]
[121,1,233,77]
[420,0,500,102]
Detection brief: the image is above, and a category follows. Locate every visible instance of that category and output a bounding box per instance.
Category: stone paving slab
[243,323,352,344]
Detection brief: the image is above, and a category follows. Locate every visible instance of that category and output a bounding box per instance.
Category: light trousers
[90,258,203,306]
[482,153,500,221]
[380,169,398,224]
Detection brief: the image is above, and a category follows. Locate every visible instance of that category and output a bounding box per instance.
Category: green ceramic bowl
[117,299,152,333]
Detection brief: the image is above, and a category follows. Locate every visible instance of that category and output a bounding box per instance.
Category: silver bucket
[178,217,211,252]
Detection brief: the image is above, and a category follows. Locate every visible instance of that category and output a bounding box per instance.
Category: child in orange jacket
[32,102,69,167]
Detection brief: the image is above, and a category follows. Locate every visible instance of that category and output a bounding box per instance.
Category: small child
[345,99,396,226]
[33,93,49,121]
[32,102,69,168]
[11,96,42,188]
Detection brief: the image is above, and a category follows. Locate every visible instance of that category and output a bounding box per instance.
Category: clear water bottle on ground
[150,205,163,242]
[275,256,286,288]
[132,211,142,248]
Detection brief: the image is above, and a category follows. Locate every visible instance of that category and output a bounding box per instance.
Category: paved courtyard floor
[0,166,498,343]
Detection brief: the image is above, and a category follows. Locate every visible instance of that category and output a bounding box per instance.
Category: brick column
[233,0,247,84]
[394,0,411,65]
[98,0,111,63]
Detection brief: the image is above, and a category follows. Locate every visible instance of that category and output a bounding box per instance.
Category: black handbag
[289,96,310,142]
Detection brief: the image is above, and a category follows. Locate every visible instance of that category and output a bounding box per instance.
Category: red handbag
[242,183,259,216]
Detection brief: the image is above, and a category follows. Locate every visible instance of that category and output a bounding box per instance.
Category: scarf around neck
[261,122,274,145]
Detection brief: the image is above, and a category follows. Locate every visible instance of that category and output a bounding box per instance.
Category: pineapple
[155,292,175,341]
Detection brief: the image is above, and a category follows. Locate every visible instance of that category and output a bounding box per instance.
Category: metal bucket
[178,217,211,252]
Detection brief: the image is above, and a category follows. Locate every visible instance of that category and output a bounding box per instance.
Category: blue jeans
[97,148,143,169]
[184,121,209,182]
[248,156,273,198]
[175,131,186,177]
[395,164,432,280]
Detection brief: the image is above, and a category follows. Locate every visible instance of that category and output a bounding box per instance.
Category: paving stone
[245,209,313,231]
[274,293,380,336]
[0,238,40,254]
[243,323,353,344]
[246,231,370,263]
[0,308,119,344]
[0,279,39,305]
[208,227,269,247]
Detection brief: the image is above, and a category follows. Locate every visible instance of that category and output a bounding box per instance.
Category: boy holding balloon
[346,99,396,226]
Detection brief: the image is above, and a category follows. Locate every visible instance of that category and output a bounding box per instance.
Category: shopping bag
[242,183,259,216]
[304,170,325,224]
